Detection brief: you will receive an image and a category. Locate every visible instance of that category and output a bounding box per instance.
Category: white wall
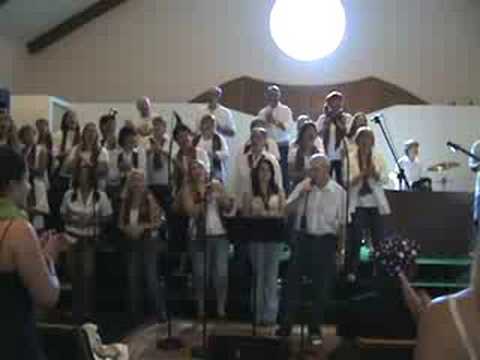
[11,95,71,131]
[0,36,21,91]
[14,0,480,105]
[371,105,480,192]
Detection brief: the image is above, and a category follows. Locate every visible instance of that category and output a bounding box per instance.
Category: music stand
[225,216,286,336]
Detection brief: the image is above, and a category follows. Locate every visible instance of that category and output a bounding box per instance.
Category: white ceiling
[0,0,99,41]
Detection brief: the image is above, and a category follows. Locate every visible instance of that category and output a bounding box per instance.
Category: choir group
[0,85,393,343]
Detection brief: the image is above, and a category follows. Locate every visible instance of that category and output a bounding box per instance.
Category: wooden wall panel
[191,76,427,119]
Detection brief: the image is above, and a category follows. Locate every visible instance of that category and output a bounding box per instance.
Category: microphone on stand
[370,114,383,124]
[446,141,460,153]
[446,141,480,162]
[108,107,119,117]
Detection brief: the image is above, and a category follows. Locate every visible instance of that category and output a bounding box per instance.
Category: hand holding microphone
[302,177,313,194]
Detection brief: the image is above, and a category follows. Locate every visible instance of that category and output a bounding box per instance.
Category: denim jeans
[249,242,282,324]
[191,236,229,314]
[279,234,337,331]
[70,237,96,324]
[125,233,164,323]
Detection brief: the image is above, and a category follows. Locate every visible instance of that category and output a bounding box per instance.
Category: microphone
[300,180,311,231]
[108,108,118,117]
[370,114,383,124]
[446,141,459,153]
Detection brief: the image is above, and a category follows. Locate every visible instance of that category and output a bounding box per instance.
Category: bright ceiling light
[269,0,346,61]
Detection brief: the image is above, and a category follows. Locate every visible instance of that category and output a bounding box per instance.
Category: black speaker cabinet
[208,335,289,360]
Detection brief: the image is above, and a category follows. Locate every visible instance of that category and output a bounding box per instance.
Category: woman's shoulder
[1,218,37,247]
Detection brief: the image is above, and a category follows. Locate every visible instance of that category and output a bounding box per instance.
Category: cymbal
[427,161,460,172]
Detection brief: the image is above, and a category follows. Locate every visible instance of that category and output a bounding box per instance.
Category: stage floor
[123,320,340,360]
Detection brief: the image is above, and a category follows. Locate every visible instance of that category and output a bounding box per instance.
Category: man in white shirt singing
[276,154,346,346]
[258,85,295,192]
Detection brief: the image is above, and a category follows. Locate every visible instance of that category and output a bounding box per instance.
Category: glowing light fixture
[269,0,346,61]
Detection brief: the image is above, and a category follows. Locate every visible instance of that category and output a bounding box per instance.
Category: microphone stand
[157,113,184,350]
[191,166,214,359]
[298,189,310,352]
[447,141,480,162]
[371,116,410,190]
[342,138,352,279]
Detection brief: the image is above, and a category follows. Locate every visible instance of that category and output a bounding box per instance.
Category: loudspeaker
[208,335,289,360]
[0,88,10,113]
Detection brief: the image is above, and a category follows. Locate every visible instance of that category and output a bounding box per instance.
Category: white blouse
[65,144,109,168]
[146,139,169,186]
[251,194,283,217]
[345,148,391,216]
[61,189,113,238]
[232,150,283,204]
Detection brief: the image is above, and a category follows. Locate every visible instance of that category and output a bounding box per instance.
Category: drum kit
[426,161,460,191]
[388,161,461,191]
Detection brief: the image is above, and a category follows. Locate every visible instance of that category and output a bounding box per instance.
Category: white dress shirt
[196,134,230,182]
[316,113,353,161]
[288,179,346,236]
[189,190,227,239]
[146,137,170,186]
[317,113,353,161]
[117,147,147,174]
[61,189,113,238]
[316,112,353,134]
[106,147,122,186]
[258,102,294,144]
[398,155,423,184]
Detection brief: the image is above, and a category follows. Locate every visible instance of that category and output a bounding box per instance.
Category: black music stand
[225,217,286,336]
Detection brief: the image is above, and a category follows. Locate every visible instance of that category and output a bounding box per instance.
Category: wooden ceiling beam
[27,0,128,54]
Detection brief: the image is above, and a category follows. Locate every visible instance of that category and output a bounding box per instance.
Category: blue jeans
[125,233,164,322]
[249,242,282,324]
[191,236,229,313]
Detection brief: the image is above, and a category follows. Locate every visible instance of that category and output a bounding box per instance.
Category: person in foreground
[0,146,63,360]
[415,247,480,360]
[277,154,346,346]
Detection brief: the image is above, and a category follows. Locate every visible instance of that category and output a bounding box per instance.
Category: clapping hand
[41,231,70,262]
